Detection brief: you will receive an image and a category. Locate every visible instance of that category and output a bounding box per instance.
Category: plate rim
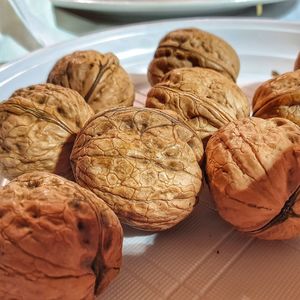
[0,17,299,86]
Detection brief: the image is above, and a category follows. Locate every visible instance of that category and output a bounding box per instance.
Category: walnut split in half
[147,28,240,86]
[0,171,123,300]
[146,68,249,144]
[206,117,300,240]
[253,70,300,126]
[294,52,300,70]
[47,50,135,113]
[71,107,203,231]
[0,83,93,180]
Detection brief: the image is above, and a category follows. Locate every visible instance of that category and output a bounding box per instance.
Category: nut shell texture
[147,28,240,85]
[206,117,300,240]
[47,50,135,113]
[253,70,300,126]
[0,171,123,300]
[146,68,249,142]
[0,83,93,180]
[71,107,203,231]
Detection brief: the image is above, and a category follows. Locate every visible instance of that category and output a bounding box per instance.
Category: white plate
[0,18,300,300]
[51,0,286,15]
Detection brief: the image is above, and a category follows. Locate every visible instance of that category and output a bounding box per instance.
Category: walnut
[206,117,300,240]
[147,28,240,86]
[71,107,203,231]
[0,83,93,180]
[295,52,300,70]
[47,50,135,113]
[252,70,300,126]
[146,67,250,144]
[0,171,123,300]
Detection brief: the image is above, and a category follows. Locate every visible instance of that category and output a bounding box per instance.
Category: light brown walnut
[147,28,240,86]
[0,83,93,180]
[206,117,300,240]
[71,107,203,231]
[47,50,135,113]
[0,171,123,300]
[253,70,300,126]
[146,67,250,143]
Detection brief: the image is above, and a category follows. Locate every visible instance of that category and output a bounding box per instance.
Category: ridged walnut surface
[0,171,123,300]
[146,68,249,143]
[0,83,93,180]
[47,50,135,113]
[253,70,300,126]
[71,107,203,231]
[206,117,300,240]
[295,52,300,70]
[147,28,240,86]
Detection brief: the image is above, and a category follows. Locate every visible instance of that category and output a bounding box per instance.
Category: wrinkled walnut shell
[252,70,300,126]
[206,117,300,240]
[146,67,249,143]
[295,52,300,70]
[0,83,93,180]
[147,28,240,86]
[0,171,123,300]
[71,107,203,231]
[47,50,135,113]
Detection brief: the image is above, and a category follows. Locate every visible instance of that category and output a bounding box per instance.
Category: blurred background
[0,0,299,65]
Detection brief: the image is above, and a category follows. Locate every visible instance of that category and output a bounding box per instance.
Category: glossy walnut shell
[206,117,300,240]
[146,67,250,143]
[0,171,123,300]
[0,83,93,180]
[253,70,300,126]
[71,107,203,231]
[147,28,240,86]
[47,50,135,113]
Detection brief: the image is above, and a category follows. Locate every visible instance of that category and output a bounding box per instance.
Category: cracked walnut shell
[146,67,250,143]
[71,107,203,231]
[206,117,300,240]
[0,171,123,300]
[147,28,240,86]
[0,83,93,180]
[253,70,300,126]
[47,50,135,113]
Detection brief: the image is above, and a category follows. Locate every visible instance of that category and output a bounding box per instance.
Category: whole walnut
[0,83,93,180]
[295,52,300,70]
[147,28,240,86]
[252,70,300,126]
[146,67,250,143]
[0,171,123,300]
[47,50,135,113]
[71,107,203,231]
[206,117,300,240]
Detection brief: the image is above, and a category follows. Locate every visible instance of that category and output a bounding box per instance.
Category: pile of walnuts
[0,28,299,300]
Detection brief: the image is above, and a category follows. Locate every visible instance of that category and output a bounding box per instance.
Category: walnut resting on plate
[0,83,93,180]
[47,50,135,113]
[206,117,300,240]
[0,171,123,300]
[147,28,240,85]
[146,67,249,143]
[71,107,203,231]
[252,70,300,126]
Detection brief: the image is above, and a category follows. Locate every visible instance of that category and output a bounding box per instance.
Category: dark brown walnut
[206,117,300,240]
[0,83,93,180]
[147,28,240,86]
[0,171,123,300]
[71,107,203,231]
[146,67,250,143]
[295,52,300,70]
[47,50,135,113]
[253,70,300,126]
